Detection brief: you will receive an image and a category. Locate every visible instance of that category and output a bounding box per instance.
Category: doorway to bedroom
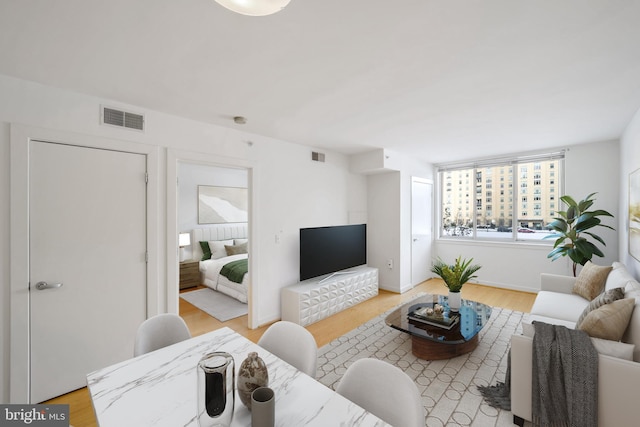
[177,161,250,330]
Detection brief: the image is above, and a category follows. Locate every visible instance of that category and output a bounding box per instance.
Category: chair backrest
[133,313,192,356]
[257,321,318,377]
[336,358,424,427]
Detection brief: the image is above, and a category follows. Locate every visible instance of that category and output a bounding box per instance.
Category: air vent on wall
[311,151,325,162]
[101,106,145,131]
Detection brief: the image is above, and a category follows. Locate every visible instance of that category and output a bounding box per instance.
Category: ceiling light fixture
[214,0,292,16]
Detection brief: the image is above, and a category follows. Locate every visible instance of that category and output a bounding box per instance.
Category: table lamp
[179,232,191,262]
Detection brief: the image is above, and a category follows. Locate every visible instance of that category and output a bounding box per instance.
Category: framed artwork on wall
[198,185,248,224]
[630,168,640,261]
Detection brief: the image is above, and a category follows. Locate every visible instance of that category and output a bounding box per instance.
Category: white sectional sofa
[511,261,640,426]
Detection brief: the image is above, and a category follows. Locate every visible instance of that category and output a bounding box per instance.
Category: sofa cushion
[578,298,635,341]
[522,318,635,360]
[606,262,640,293]
[522,315,576,334]
[530,291,589,323]
[572,261,612,300]
[622,289,640,362]
[590,337,635,360]
[576,287,625,328]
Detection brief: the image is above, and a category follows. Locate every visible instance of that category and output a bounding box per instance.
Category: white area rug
[316,300,527,427]
[180,288,248,322]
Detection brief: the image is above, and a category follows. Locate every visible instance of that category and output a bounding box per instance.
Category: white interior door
[29,141,147,402]
[411,177,433,286]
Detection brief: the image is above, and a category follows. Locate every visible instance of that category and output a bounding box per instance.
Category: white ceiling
[1,0,640,163]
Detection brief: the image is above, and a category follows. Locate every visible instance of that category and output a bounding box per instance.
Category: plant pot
[448,291,461,312]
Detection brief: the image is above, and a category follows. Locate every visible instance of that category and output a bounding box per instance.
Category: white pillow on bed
[209,240,234,260]
[234,238,248,245]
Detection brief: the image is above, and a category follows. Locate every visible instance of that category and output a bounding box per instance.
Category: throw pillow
[578,298,635,341]
[200,241,212,261]
[225,242,248,256]
[209,240,234,259]
[572,261,613,300]
[576,287,625,328]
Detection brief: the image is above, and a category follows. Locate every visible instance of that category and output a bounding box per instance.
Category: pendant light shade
[214,0,292,16]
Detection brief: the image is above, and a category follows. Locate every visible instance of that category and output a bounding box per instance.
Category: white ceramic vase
[448,291,461,312]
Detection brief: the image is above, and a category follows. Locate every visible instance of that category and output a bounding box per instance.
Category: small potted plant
[431,256,481,311]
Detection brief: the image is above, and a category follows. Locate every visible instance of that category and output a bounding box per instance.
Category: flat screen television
[299,224,367,281]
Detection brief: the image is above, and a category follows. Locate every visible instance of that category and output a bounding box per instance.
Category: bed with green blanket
[200,253,249,303]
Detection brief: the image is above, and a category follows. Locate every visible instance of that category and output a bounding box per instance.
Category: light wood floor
[46,279,536,427]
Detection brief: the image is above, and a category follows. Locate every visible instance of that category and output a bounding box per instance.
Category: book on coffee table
[409,307,460,330]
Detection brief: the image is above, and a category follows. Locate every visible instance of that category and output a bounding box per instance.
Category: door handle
[35,281,63,291]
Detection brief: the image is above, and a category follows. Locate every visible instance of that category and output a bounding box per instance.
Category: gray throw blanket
[532,321,598,427]
[478,322,598,427]
[478,351,512,410]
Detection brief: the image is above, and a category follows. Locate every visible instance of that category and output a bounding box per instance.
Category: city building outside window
[438,151,564,241]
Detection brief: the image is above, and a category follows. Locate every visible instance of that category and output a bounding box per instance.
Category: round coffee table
[385,294,492,360]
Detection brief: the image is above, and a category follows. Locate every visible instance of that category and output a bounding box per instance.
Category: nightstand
[179,260,200,290]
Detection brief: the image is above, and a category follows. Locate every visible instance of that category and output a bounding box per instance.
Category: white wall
[434,140,620,292]
[367,172,401,291]
[363,150,434,293]
[620,107,640,278]
[0,74,367,402]
[247,145,368,323]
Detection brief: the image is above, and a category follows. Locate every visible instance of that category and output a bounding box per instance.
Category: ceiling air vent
[101,106,145,131]
[311,151,325,162]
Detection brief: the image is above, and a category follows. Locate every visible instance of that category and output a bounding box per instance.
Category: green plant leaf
[554,236,567,247]
[589,243,605,258]
[574,216,601,232]
[548,246,569,258]
[583,231,606,246]
[542,233,561,240]
[546,193,613,271]
[578,198,594,212]
[430,256,481,292]
[568,249,587,265]
[549,220,567,232]
[589,209,614,218]
[575,238,594,258]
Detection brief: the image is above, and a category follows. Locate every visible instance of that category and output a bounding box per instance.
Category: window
[438,151,564,241]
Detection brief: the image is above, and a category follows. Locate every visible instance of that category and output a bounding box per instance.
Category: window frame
[436,151,565,243]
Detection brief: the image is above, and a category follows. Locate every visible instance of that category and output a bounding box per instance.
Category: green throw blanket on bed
[220,259,248,284]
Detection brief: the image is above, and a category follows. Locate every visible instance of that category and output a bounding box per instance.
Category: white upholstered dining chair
[257,321,318,377]
[133,313,192,356]
[336,358,425,427]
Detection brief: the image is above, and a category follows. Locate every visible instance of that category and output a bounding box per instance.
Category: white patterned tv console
[281,266,379,326]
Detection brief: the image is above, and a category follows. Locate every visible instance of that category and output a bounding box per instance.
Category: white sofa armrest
[511,334,533,421]
[511,333,640,426]
[598,354,640,426]
[540,273,575,294]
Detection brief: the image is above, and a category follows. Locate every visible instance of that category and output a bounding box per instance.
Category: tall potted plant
[431,256,481,311]
[544,193,615,276]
